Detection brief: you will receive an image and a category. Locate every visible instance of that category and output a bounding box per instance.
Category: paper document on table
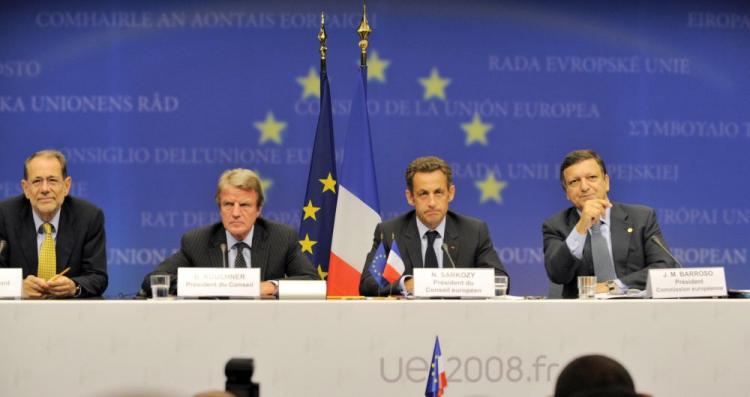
[595,289,647,299]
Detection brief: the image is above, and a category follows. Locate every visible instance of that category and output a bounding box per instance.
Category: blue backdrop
[1,0,749,297]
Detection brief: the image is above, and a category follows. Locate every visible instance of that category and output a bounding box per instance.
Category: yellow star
[254,112,286,145]
[419,67,451,100]
[319,172,337,193]
[299,233,317,255]
[252,170,273,192]
[302,200,321,221]
[367,51,391,83]
[317,265,328,280]
[296,67,320,99]
[461,113,493,146]
[475,172,508,204]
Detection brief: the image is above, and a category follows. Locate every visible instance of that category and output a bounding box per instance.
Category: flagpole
[318,12,327,76]
[298,11,337,280]
[357,1,371,67]
[326,0,380,296]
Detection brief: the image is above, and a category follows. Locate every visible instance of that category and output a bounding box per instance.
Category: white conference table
[2,298,749,397]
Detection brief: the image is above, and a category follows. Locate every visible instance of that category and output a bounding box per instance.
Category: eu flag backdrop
[1,0,749,296]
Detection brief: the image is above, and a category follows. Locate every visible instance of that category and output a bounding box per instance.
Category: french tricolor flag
[327,66,381,297]
[383,240,405,284]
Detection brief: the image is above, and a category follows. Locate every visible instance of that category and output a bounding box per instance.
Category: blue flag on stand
[297,67,337,280]
[367,242,388,288]
[425,336,448,397]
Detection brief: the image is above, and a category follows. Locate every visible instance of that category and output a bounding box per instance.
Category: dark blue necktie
[424,230,439,268]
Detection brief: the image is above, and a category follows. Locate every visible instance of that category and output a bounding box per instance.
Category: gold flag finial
[357,1,371,66]
[318,12,328,73]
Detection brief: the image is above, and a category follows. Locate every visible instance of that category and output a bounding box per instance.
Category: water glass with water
[150,274,170,300]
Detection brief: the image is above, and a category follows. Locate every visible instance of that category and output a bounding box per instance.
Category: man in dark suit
[142,168,317,297]
[360,156,508,296]
[543,149,677,298]
[0,150,108,298]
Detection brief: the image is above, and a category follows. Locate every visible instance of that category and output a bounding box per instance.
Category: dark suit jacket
[0,195,108,297]
[142,218,318,294]
[359,210,508,296]
[542,202,677,298]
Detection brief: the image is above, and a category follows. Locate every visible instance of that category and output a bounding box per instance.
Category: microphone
[650,235,682,268]
[220,243,227,268]
[441,243,457,269]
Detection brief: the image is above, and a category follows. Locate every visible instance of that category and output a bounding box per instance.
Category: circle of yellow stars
[293,55,507,205]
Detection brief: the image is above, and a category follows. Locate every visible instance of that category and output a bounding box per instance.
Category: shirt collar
[33,209,61,234]
[225,225,254,249]
[415,215,447,239]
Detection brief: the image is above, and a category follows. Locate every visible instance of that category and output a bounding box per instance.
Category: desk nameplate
[0,269,22,299]
[646,267,727,299]
[413,268,494,298]
[177,268,260,298]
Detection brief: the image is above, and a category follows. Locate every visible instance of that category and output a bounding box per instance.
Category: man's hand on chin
[576,199,612,234]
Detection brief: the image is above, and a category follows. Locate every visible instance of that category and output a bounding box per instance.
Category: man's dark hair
[554,355,637,397]
[559,149,607,190]
[24,149,68,180]
[405,156,453,192]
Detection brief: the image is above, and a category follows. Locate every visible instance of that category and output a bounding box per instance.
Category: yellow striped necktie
[38,223,56,280]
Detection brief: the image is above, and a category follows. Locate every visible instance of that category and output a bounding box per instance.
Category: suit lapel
[400,215,423,271]
[442,214,460,267]
[55,203,75,274]
[209,226,227,268]
[16,202,38,275]
[609,204,631,274]
[251,222,269,279]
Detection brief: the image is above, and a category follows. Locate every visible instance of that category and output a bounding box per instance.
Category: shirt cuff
[613,279,627,290]
[268,280,279,296]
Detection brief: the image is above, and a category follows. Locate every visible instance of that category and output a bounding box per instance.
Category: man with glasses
[543,149,677,298]
[360,156,508,296]
[0,150,108,298]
